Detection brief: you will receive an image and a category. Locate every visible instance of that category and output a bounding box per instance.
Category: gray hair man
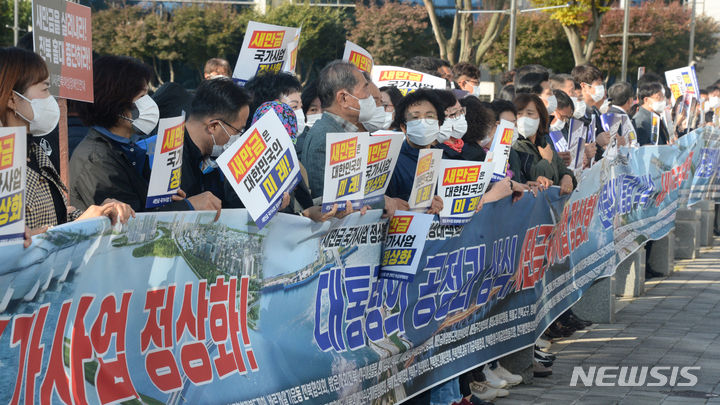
[301,61,373,199]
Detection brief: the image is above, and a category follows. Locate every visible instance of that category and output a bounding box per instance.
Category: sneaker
[482,367,508,389]
[468,396,495,405]
[469,381,499,401]
[533,360,553,378]
[535,337,552,350]
[534,348,556,361]
[493,362,523,386]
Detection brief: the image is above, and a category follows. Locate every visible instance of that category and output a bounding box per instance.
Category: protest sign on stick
[322,133,368,212]
[0,127,26,244]
[408,149,442,211]
[371,66,446,95]
[379,211,433,282]
[217,111,302,229]
[33,0,93,102]
[343,40,374,73]
[146,114,185,209]
[233,21,300,85]
[363,132,403,205]
[485,119,515,181]
[437,159,492,225]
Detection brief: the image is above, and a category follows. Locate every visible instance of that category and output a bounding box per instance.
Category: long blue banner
[0,127,717,404]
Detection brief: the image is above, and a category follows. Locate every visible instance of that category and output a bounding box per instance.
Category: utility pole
[688,0,697,65]
[620,0,630,82]
[13,0,19,45]
[508,0,517,71]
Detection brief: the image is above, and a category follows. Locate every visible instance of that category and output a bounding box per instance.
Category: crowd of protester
[2,42,720,405]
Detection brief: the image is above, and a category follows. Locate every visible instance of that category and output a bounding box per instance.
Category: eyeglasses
[446,107,466,119]
[212,119,244,136]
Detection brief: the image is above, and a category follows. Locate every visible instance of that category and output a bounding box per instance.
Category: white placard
[486,119,515,181]
[363,131,404,205]
[343,40,374,73]
[408,148,443,211]
[217,110,302,229]
[322,132,368,212]
[0,127,26,244]
[371,65,446,95]
[437,159,493,225]
[232,21,300,85]
[379,211,434,282]
[146,114,185,209]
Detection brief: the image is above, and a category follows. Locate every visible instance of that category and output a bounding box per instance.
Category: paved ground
[496,241,720,405]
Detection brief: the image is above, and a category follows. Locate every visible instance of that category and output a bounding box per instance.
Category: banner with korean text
[0,127,717,404]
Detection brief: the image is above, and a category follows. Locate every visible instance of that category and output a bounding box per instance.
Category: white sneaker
[469,381,499,401]
[494,387,510,398]
[536,336,551,350]
[482,366,508,388]
[493,362,523,386]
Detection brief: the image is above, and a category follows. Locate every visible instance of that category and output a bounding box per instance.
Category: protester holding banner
[240,100,314,213]
[295,80,322,158]
[360,71,394,133]
[434,90,467,159]
[244,71,305,137]
[633,81,670,146]
[512,93,576,193]
[572,64,611,160]
[457,96,493,162]
[301,61,373,199]
[70,55,221,215]
[0,47,135,245]
[385,89,444,213]
[180,77,250,206]
[606,82,633,147]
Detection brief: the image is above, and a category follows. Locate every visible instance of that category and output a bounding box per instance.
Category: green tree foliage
[261,4,349,82]
[532,0,612,66]
[481,12,574,74]
[592,0,720,78]
[93,5,252,85]
[346,1,433,66]
[0,0,31,47]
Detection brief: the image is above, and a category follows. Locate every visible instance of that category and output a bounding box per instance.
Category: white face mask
[599,99,610,114]
[545,94,558,115]
[210,121,242,158]
[347,93,376,123]
[516,116,540,138]
[471,84,482,97]
[439,115,468,141]
[294,109,306,134]
[651,100,667,115]
[306,113,322,128]
[572,97,587,118]
[13,91,60,136]
[130,95,160,135]
[550,118,566,132]
[362,105,391,132]
[590,84,605,102]
[406,118,439,146]
[708,96,720,109]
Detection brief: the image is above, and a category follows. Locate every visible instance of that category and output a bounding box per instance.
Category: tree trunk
[152,57,164,85]
[562,25,587,66]
[423,0,449,60]
[475,12,509,65]
[169,59,175,83]
[583,4,604,62]
[457,0,474,62]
